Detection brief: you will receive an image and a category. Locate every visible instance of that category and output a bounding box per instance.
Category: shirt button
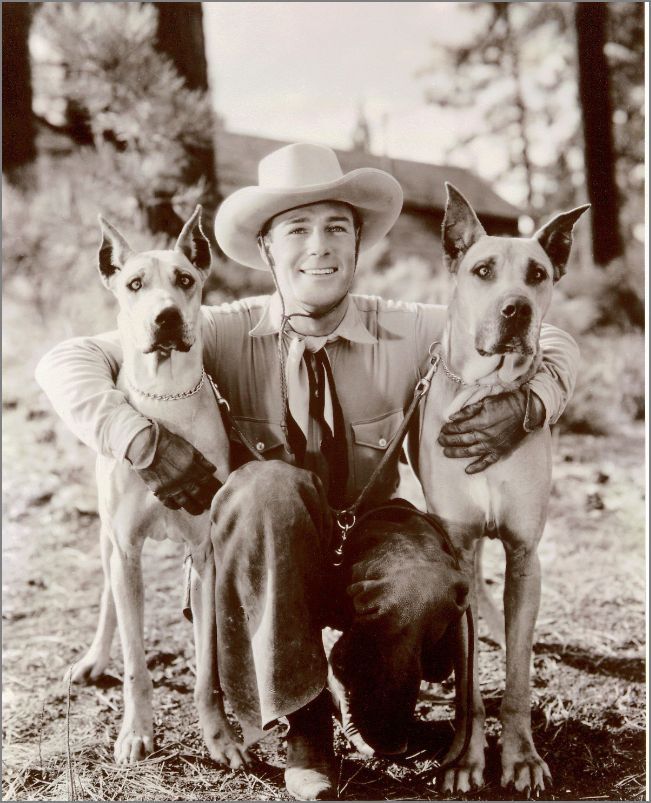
[256,441,265,452]
[378,437,387,447]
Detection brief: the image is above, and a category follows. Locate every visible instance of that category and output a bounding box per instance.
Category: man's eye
[177,274,195,289]
[127,278,142,291]
[473,264,493,279]
[288,227,308,235]
[327,225,347,233]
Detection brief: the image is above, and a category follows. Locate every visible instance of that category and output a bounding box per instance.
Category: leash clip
[414,353,440,398]
[332,510,356,567]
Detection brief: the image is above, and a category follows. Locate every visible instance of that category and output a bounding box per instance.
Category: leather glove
[438,388,545,475]
[135,422,222,515]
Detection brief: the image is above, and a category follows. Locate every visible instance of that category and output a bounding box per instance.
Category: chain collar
[429,341,467,386]
[127,367,206,401]
[440,357,467,386]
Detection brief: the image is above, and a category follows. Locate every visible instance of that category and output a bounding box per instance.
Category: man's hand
[135,423,222,515]
[438,389,545,475]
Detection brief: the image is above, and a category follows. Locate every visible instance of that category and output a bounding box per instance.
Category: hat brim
[214,168,403,270]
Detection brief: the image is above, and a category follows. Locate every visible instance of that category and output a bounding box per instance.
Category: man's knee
[210,460,331,553]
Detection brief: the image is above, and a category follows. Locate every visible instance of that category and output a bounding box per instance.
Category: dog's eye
[527,265,548,284]
[127,278,142,292]
[473,263,493,280]
[177,274,195,289]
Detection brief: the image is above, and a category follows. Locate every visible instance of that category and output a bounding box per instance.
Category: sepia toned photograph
[2,2,646,800]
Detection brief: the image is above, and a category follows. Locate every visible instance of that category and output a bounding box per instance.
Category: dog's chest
[117,372,230,481]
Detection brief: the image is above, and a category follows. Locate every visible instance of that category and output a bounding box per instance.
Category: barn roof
[215,129,521,221]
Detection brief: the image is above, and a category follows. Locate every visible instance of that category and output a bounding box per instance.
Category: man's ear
[175,205,212,273]
[98,216,133,289]
[442,183,487,273]
[534,205,590,282]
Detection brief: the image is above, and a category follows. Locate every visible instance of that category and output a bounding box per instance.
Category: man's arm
[34,332,153,461]
[527,322,580,426]
[35,325,223,513]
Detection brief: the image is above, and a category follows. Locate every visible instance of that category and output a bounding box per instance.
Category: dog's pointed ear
[534,205,590,282]
[442,183,487,273]
[175,205,212,273]
[98,216,133,288]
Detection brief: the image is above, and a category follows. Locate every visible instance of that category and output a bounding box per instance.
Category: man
[36,143,578,800]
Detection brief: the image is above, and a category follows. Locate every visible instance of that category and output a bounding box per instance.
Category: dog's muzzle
[145,307,193,353]
[476,297,537,356]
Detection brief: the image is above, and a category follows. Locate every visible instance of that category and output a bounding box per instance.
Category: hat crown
[258,143,344,189]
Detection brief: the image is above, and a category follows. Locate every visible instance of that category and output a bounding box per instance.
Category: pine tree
[33,3,217,237]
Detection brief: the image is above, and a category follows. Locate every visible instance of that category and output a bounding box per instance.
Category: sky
[202,3,497,184]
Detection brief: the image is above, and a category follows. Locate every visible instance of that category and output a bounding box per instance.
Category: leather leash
[331,347,440,565]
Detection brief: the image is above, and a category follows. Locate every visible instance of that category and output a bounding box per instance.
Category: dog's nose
[500,297,532,321]
[155,306,182,328]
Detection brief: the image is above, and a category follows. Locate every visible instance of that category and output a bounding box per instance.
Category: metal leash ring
[332,510,356,566]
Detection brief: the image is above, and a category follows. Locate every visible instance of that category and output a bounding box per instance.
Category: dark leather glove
[438,388,545,475]
[135,422,222,515]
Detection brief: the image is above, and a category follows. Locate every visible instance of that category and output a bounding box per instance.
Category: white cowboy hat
[214,142,403,270]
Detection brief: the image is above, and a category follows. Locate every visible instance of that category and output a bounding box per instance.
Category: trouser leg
[209,460,334,743]
[331,507,469,754]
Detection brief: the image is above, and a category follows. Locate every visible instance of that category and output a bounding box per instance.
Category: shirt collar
[249,293,377,345]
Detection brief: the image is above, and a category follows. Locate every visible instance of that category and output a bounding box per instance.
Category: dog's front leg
[500,541,551,793]
[110,538,154,764]
[71,524,117,683]
[190,541,251,769]
[441,543,487,793]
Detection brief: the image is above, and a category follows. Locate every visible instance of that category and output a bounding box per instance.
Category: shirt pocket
[229,416,286,466]
[350,408,405,495]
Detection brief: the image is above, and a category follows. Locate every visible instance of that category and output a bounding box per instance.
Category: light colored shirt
[35,293,579,507]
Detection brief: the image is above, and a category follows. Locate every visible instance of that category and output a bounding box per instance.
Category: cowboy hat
[214,143,403,270]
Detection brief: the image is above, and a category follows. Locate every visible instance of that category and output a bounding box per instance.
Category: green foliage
[32,3,216,233]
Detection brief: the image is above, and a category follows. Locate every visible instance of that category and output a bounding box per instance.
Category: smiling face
[260,201,358,314]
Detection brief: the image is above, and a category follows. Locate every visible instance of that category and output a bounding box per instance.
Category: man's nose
[307,228,330,255]
[500,296,532,321]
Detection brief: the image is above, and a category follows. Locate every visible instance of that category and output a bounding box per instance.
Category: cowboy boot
[284,692,336,800]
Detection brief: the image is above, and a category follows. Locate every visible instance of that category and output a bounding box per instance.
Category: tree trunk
[2,3,36,175]
[153,2,221,250]
[154,2,209,91]
[575,3,623,266]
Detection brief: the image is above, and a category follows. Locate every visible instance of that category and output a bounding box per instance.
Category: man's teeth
[301,267,337,275]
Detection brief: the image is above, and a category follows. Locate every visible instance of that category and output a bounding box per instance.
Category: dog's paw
[440,758,485,794]
[500,743,552,794]
[69,652,110,685]
[114,723,154,764]
[438,728,486,794]
[204,729,251,770]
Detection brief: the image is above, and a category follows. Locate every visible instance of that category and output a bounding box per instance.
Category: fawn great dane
[414,185,587,794]
[70,208,249,769]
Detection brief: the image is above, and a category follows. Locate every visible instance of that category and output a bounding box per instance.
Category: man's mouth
[300,267,338,276]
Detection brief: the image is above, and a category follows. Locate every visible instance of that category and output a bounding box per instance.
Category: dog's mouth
[145,325,193,354]
[476,338,534,357]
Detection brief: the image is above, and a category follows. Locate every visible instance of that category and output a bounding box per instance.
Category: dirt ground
[2,311,647,801]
